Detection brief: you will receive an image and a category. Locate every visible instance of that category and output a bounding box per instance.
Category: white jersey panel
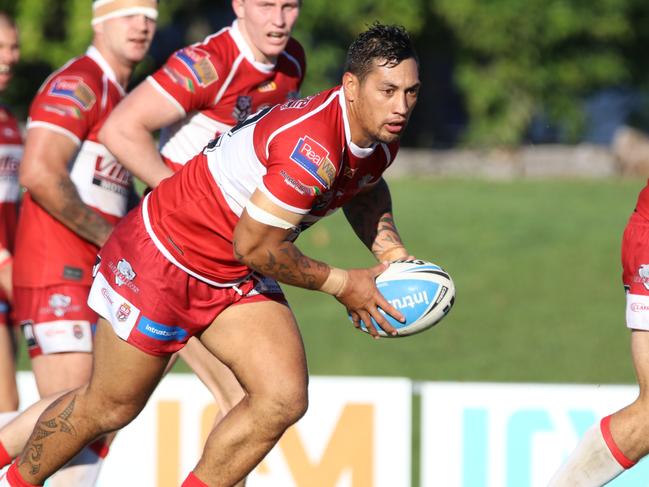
[160,111,231,166]
[0,145,22,203]
[69,140,130,217]
[206,125,266,217]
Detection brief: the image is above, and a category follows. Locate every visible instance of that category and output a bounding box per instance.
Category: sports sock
[0,412,18,430]
[181,472,209,487]
[0,442,10,468]
[547,416,632,486]
[3,463,41,487]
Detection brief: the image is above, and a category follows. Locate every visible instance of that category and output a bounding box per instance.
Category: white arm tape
[245,200,297,230]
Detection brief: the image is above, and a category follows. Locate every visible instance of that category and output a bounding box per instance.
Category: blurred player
[0,1,157,485]
[548,177,649,483]
[98,0,304,469]
[0,12,22,428]
[0,23,419,487]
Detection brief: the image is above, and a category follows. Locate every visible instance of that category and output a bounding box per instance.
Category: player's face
[233,0,300,63]
[345,57,420,146]
[0,25,19,92]
[99,14,156,65]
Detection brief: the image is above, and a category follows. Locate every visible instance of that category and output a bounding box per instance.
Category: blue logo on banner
[462,408,649,486]
[137,316,187,342]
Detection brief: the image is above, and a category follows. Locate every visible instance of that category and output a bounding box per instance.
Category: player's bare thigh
[178,338,245,413]
[31,352,93,398]
[0,325,18,411]
[199,299,308,400]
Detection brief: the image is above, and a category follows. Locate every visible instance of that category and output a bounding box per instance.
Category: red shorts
[13,284,96,357]
[87,206,287,357]
[622,211,649,330]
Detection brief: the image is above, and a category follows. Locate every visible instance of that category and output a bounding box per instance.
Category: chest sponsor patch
[257,80,277,92]
[42,103,82,119]
[289,136,336,188]
[48,76,96,111]
[175,47,218,87]
[162,66,195,93]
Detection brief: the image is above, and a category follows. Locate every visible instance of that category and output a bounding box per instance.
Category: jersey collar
[338,88,377,158]
[86,45,126,96]
[229,20,276,74]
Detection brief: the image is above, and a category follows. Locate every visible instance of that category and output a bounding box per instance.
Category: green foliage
[432,0,636,145]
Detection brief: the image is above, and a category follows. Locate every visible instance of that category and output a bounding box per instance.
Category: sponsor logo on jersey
[42,103,82,119]
[279,170,321,196]
[137,316,188,342]
[175,47,218,87]
[281,94,314,110]
[290,136,336,187]
[109,259,140,292]
[162,66,195,93]
[117,303,132,322]
[637,265,649,290]
[48,293,72,318]
[93,155,130,195]
[63,265,83,281]
[257,80,277,93]
[48,76,96,111]
[0,154,19,180]
[233,95,253,122]
[101,287,114,305]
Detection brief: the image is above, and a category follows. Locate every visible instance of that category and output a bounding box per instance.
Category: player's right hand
[336,262,404,339]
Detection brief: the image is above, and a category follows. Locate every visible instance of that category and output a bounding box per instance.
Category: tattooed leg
[16,319,169,485]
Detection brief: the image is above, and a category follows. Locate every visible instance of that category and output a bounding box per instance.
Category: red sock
[601,415,637,469]
[0,441,11,468]
[88,438,110,459]
[181,472,209,487]
[6,463,42,487]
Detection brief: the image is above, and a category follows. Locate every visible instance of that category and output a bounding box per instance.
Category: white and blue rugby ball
[360,259,455,337]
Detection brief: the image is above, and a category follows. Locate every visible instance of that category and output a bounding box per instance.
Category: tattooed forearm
[244,241,329,290]
[20,395,78,476]
[343,179,406,259]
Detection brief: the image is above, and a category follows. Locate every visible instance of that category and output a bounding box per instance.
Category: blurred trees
[1,0,649,146]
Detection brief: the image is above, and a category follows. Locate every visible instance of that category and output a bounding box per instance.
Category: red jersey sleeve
[28,73,98,144]
[261,130,339,213]
[148,45,224,115]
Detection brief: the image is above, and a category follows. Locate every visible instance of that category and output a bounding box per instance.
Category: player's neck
[344,98,373,148]
[91,42,134,89]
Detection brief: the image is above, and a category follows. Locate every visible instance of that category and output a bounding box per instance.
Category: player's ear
[232,0,245,19]
[342,72,359,102]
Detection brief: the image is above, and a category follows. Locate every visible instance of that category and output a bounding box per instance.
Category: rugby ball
[359,259,455,337]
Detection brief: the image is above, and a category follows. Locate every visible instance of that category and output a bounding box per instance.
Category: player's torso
[153,23,305,168]
[15,49,129,287]
[146,87,397,284]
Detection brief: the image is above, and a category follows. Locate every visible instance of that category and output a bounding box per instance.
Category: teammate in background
[98,0,304,464]
[0,23,419,487]
[548,174,649,482]
[0,12,22,428]
[0,1,157,485]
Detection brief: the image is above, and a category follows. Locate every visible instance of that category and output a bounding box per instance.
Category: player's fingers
[349,311,361,329]
[357,310,380,339]
[369,261,390,278]
[376,293,405,323]
[369,305,397,337]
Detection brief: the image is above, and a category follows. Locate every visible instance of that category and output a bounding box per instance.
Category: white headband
[92,0,158,26]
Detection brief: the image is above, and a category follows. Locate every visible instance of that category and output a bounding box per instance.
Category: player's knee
[259,384,308,430]
[86,392,145,432]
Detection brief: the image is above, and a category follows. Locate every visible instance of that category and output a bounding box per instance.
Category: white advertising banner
[420,382,649,487]
[17,373,411,487]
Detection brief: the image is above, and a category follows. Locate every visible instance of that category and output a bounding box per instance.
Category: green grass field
[17,177,646,384]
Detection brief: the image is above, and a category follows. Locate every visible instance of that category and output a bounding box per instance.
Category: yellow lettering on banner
[158,401,181,487]
[261,403,375,486]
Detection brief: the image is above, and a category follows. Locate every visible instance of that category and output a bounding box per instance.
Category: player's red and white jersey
[144,86,399,284]
[0,105,23,255]
[147,20,306,170]
[14,46,130,288]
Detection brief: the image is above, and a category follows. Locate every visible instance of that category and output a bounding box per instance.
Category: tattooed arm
[20,127,113,247]
[233,190,403,336]
[343,178,410,262]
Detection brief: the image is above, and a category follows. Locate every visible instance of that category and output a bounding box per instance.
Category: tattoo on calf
[20,395,78,476]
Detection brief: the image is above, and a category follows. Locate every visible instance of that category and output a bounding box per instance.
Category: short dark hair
[344,22,418,82]
[0,11,16,29]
